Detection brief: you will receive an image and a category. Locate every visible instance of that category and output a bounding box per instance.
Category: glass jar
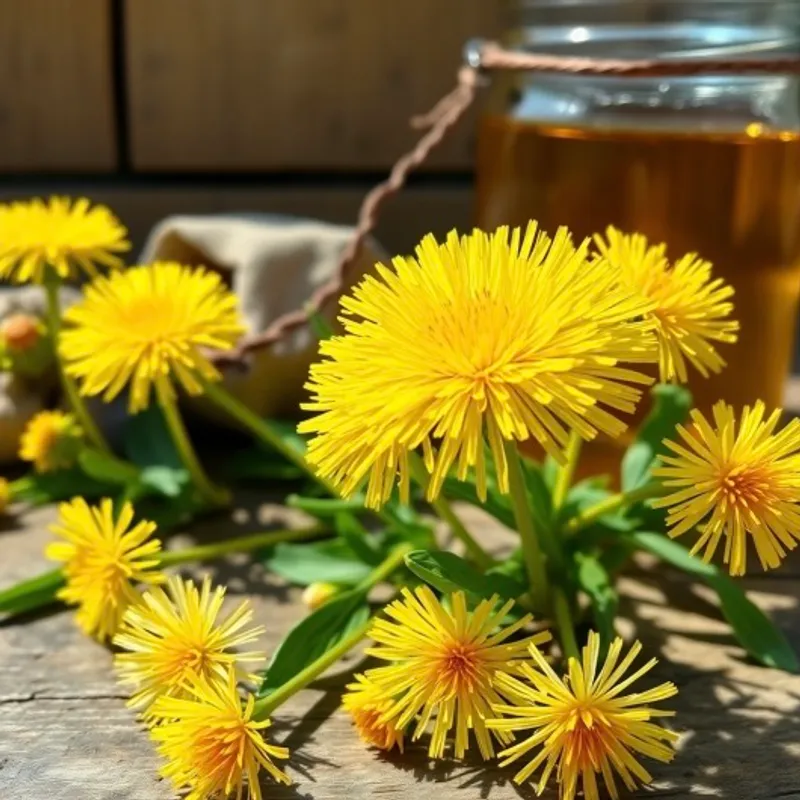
[475,0,800,465]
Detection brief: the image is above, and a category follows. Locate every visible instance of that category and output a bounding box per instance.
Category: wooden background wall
[0,0,502,251]
[0,2,499,166]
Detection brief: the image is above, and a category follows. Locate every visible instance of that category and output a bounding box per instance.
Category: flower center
[440,643,481,691]
[717,464,772,508]
[562,705,614,771]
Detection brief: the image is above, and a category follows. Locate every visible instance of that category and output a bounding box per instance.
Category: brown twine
[216,39,800,366]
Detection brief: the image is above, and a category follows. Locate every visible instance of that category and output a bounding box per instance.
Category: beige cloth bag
[140,214,385,419]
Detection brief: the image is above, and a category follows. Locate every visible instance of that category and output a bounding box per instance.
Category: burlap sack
[140,214,385,419]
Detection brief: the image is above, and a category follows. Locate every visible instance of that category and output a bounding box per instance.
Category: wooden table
[2,500,799,800]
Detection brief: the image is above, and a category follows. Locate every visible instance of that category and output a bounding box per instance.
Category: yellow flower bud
[302,582,339,611]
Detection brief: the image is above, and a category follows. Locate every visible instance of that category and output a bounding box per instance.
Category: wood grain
[124,0,500,171]
[1,501,799,799]
[0,0,116,172]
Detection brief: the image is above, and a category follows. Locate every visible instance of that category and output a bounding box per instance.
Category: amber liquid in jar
[476,118,800,471]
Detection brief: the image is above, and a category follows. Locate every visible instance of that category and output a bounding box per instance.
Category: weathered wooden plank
[0,0,116,171]
[1,502,799,799]
[124,0,500,170]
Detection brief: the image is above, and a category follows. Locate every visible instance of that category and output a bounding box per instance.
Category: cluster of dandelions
[1,194,798,800]
[43,491,680,800]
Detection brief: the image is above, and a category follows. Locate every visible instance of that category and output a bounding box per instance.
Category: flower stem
[157,524,324,567]
[564,482,664,536]
[156,383,230,508]
[202,379,319,481]
[503,440,549,612]
[253,543,413,719]
[408,451,493,570]
[552,431,582,511]
[552,585,580,662]
[43,276,110,454]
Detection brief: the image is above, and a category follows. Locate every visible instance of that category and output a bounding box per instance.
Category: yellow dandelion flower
[342,673,405,753]
[652,400,800,575]
[300,223,657,508]
[363,585,550,760]
[0,196,129,284]
[0,477,10,514]
[19,410,84,473]
[45,497,164,641]
[60,262,245,413]
[114,575,265,714]
[150,669,290,799]
[490,631,679,800]
[594,226,738,384]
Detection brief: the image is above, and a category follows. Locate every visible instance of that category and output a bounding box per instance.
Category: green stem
[503,440,549,612]
[564,482,664,536]
[408,451,493,570]
[552,586,580,661]
[552,431,582,511]
[156,383,230,508]
[157,525,324,567]
[254,543,412,719]
[43,276,110,454]
[202,378,327,485]
[8,476,34,498]
[0,527,325,616]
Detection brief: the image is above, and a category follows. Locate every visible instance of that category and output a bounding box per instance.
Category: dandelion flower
[19,410,84,473]
[652,400,800,575]
[490,631,679,800]
[0,196,129,283]
[45,497,164,641]
[342,673,405,753]
[363,586,550,760]
[60,262,245,413]
[594,227,738,384]
[114,575,264,714]
[300,223,657,508]
[150,669,290,799]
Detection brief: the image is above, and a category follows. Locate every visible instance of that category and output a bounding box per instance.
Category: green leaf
[221,446,304,482]
[405,550,525,602]
[287,495,367,517]
[307,309,335,340]
[521,460,555,532]
[334,513,383,566]
[77,448,141,486]
[259,589,369,696]
[260,419,308,459]
[0,568,64,614]
[123,405,183,470]
[576,554,618,645]
[563,478,636,534]
[138,466,189,498]
[13,468,110,505]
[630,532,798,672]
[265,539,373,587]
[622,384,692,492]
